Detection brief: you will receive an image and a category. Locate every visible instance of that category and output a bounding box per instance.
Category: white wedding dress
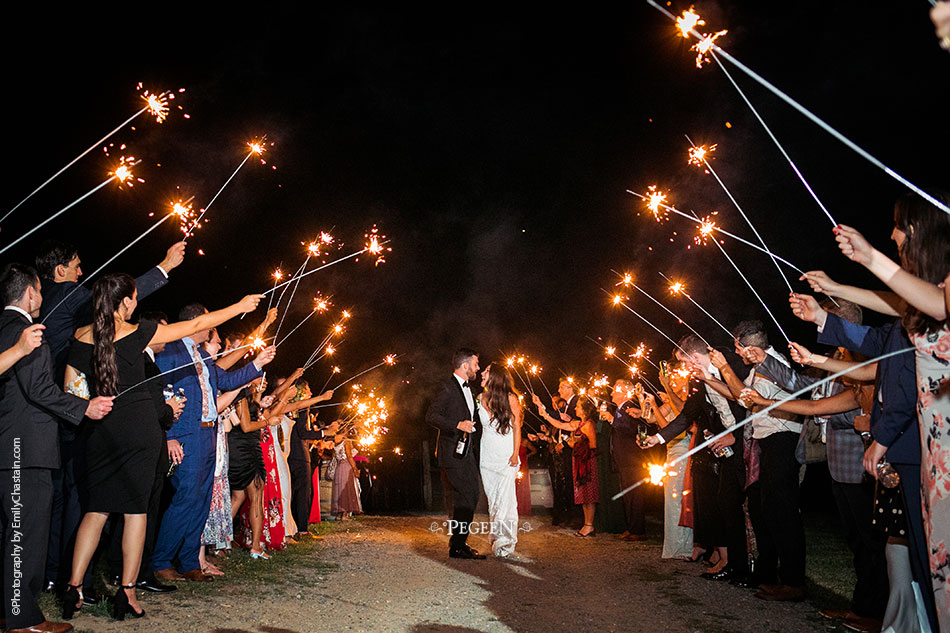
[477,400,519,557]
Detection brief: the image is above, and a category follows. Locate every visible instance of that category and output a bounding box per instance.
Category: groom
[426,348,485,559]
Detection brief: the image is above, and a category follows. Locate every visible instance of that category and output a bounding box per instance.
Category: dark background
[1,4,947,494]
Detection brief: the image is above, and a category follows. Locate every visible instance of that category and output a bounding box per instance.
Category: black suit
[288,409,326,534]
[0,308,87,630]
[659,354,751,574]
[611,400,649,535]
[426,375,481,550]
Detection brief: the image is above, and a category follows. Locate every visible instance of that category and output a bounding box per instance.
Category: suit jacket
[41,266,168,385]
[0,309,88,469]
[610,400,647,472]
[288,409,325,466]
[425,375,481,468]
[757,354,865,484]
[155,339,262,444]
[818,314,919,465]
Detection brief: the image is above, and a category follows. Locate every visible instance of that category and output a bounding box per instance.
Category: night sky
[2,4,947,442]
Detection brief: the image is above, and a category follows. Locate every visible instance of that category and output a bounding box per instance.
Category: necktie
[190,344,214,420]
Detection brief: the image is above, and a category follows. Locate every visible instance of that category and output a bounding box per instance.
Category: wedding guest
[331,433,363,519]
[643,336,751,582]
[0,263,112,633]
[601,379,648,540]
[36,240,183,598]
[830,190,950,629]
[533,381,578,527]
[564,399,599,537]
[228,380,271,559]
[151,301,275,583]
[62,276,264,619]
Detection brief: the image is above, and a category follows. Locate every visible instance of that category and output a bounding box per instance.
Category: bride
[477,363,524,559]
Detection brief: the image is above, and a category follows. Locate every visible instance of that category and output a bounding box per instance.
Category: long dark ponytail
[91,273,136,396]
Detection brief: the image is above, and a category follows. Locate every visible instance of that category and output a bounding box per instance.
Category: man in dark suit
[532,379,580,527]
[425,348,485,559]
[604,379,650,540]
[35,239,184,596]
[151,303,275,582]
[0,263,112,633]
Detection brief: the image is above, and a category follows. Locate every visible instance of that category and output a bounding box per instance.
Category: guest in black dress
[62,273,263,620]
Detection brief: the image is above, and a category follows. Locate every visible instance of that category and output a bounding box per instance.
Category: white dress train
[477,401,519,557]
[271,416,298,536]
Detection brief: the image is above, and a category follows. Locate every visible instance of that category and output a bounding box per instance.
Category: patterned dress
[202,405,235,550]
[914,324,950,627]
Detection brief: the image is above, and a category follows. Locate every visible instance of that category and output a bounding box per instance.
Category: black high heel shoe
[112,583,146,620]
[62,583,83,619]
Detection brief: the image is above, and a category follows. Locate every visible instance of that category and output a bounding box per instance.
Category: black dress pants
[289,457,312,534]
[758,432,806,587]
[443,457,480,550]
[830,479,887,619]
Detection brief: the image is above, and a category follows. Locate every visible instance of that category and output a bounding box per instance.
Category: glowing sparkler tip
[669,281,685,295]
[141,90,169,123]
[605,346,616,357]
[691,30,728,68]
[687,143,717,166]
[676,7,705,38]
[250,336,266,350]
[645,185,670,222]
[612,294,624,306]
[247,141,265,155]
[384,354,397,366]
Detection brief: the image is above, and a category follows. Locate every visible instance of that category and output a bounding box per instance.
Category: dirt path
[60,515,835,633]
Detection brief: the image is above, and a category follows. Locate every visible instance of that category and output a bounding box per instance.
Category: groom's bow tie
[461,382,470,390]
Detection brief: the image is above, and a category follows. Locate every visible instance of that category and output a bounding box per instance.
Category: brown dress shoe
[7,620,74,633]
[818,608,855,621]
[181,568,213,582]
[842,614,883,633]
[755,584,806,602]
[154,567,185,581]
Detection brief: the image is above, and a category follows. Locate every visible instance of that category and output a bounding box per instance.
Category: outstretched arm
[799,270,902,317]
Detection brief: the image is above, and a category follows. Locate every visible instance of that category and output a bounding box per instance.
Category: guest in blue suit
[152,302,276,581]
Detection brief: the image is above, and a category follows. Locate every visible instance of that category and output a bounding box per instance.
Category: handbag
[324,455,337,481]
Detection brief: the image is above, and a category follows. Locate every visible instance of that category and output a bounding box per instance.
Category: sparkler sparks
[364,225,390,266]
[250,336,267,350]
[691,30,728,68]
[676,7,704,37]
[141,90,168,123]
[647,463,677,486]
[694,216,718,246]
[645,185,670,222]
[247,140,265,155]
[668,281,685,295]
[111,156,140,187]
[687,143,717,166]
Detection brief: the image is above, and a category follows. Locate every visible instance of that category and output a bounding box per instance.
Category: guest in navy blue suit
[152,302,276,582]
[790,287,937,632]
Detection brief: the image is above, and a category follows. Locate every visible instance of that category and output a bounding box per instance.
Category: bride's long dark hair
[482,363,519,435]
[91,273,136,396]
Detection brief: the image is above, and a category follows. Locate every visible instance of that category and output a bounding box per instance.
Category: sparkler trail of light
[585,337,660,395]
[273,250,312,343]
[613,346,915,499]
[264,267,283,314]
[626,190,805,275]
[319,366,342,393]
[41,209,181,323]
[263,243,390,295]
[707,55,837,227]
[685,137,795,294]
[689,209,790,343]
[183,140,264,241]
[658,272,734,340]
[604,289,689,355]
[115,340,261,399]
[528,364,555,401]
[0,92,168,225]
[646,0,950,215]
[332,355,397,390]
[275,307,318,347]
[614,270,711,347]
[503,353,536,396]
[2,175,119,255]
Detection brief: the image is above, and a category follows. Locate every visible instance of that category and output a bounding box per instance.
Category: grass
[36,519,349,624]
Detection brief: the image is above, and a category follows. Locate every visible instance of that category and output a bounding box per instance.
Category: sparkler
[183,139,266,241]
[613,345,916,500]
[687,210,790,343]
[586,337,660,395]
[686,137,794,294]
[319,366,342,394]
[1,87,171,225]
[647,463,677,486]
[1,157,140,255]
[41,197,194,322]
[659,272,733,340]
[273,239,321,343]
[649,1,949,215]
[623,340,660,371]
[604,289,689,356]
[627,190,805,275]
[614,270,711,347]
[265,268,284,313]
[275,304,320,347]
[264,241,391,296]
[332,355,398,390]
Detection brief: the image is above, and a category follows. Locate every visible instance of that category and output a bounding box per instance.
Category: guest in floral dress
[830,190,950,627]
